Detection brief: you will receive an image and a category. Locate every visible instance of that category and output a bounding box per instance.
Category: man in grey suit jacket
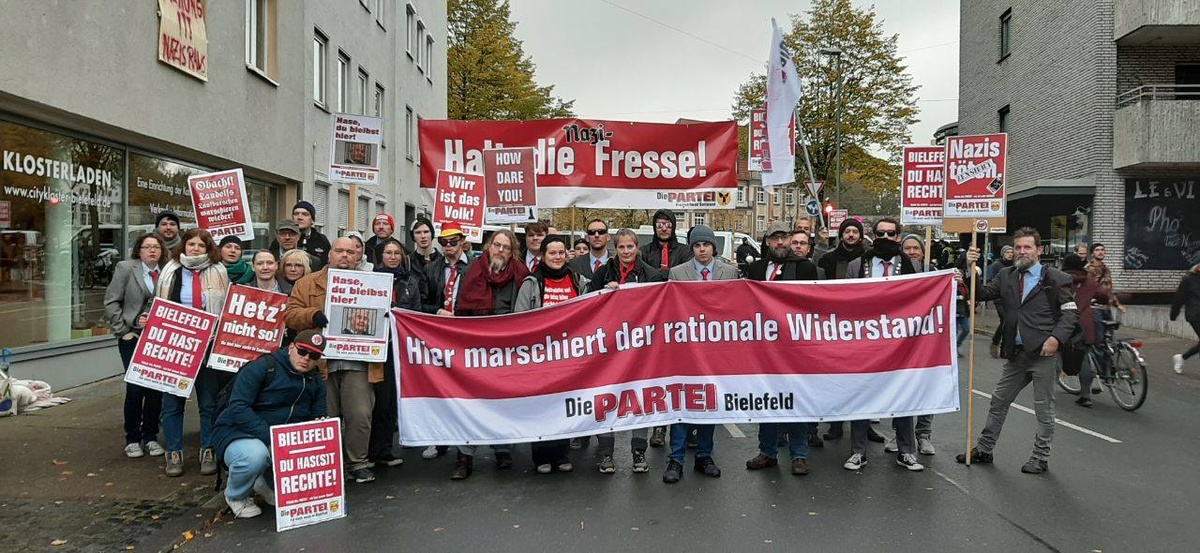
[662,225,738,484]
[957,227,1078,475]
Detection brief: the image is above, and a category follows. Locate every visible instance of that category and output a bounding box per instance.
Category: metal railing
[1117,84,1200,108]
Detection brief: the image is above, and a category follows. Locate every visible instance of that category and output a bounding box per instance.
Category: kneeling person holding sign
[212,330,328,518]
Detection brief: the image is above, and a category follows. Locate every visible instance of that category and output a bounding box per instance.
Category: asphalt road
[186,332,1200,553]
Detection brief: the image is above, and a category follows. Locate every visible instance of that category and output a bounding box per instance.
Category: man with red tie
[418,222,472,317]
[639,209,693,279]
[522,221,549,272]
[841,217,925,473]
[568,218,611,281]
[744,222,819,476]
[662,225,739,484]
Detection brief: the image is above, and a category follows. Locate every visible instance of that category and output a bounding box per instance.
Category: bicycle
[1057,319,1148,411]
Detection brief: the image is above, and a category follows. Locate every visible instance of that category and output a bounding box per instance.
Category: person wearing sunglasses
[417,223,473,317]
[568,219,611,281]
[840,217,925,473]
[211,329,328,519]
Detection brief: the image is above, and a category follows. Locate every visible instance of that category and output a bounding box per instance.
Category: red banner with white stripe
[418,118,739,210]
[393,271,960,446]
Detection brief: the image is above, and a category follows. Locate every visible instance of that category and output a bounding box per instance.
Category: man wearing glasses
[840,217,925,473]
[211,330,328,519]
[418,223,473,317]
[568,219,611,281]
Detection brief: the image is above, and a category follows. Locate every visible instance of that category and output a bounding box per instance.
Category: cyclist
[1061,254,1110,407]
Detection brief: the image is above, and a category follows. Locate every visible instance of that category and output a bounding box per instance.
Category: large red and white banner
[188,169,254,241]
[125,298,218,397]
[271,419,346,532]
[901,145,946,225]
[943,133,1007,219]
[394,272,960,445]
[418,118,738,210]
[208,285,289,372]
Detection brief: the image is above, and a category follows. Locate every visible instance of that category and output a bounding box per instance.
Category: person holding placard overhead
[156,228,231,477]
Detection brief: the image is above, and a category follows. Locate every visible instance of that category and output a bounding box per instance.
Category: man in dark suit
[744,222,818,477]
[957,227,1078,474]
[568,218,610,282]
[418,222,471,316]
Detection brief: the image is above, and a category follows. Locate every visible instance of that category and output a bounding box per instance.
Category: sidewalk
[0,377,225,552]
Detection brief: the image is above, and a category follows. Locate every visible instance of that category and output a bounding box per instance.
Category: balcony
[1114,85,1200,169]
[1115,0,1200,44]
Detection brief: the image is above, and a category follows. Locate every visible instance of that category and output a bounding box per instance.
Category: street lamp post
[819,47,843,208]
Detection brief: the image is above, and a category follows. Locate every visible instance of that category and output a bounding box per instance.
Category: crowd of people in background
[105,202,1196,518]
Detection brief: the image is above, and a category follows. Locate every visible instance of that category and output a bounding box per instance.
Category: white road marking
[932,469,971,495]
[971,389,1123,444]
[723,423,746,438]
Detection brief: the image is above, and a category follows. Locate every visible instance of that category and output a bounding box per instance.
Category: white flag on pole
[763,18,802,189]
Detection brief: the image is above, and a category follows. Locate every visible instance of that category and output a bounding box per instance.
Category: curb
[145,491,227,552]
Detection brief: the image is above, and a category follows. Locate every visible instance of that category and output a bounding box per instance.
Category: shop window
[0,121,126,347]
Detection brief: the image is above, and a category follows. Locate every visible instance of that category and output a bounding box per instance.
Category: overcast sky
[507,0,959,146]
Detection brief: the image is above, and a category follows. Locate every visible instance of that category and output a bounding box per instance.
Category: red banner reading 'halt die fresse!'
[393,271,961,446]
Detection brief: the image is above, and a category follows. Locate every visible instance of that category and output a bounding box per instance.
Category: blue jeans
[757,422,810,460]
[223,438,272,501]
[956,317,970,347]
[161,366,231,453]
[668,424,714,463]
[119,336,161,444]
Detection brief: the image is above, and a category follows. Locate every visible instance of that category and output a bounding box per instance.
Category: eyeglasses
[586,229,608,236]
[438,237,462,247]
[139,245,161,250]
[297,349,322,361]
[875,230,899,238]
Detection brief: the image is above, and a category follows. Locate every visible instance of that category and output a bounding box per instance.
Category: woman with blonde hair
[155,228,230,477]
[278,249,312,288]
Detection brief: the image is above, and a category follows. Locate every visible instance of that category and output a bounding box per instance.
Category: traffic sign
[805,199,820,216]
[805,180,824,199]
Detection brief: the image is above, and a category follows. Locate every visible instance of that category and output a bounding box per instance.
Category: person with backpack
[211,330,328,519]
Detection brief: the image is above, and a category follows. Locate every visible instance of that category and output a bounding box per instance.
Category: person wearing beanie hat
[218,235,254,285]
[662,224,737,484]
[155,211,182,258]
[408,218,442,272]
[211,329,327,518]
[269,201,331,270]
[364,213,396,266]
[817,218,867,281]
[640,209,693,278]
[901,234,925,269]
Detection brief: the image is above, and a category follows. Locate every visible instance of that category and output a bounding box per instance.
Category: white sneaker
[124,443,145,458]
[536,463,552,474]
[883,436,898,453]
[843,453,868,471]
[225,495,262,519]
[144,441,165,457]
[421,446,440,459]
[1174,354,1185,374]
[918,438,936,456]
[897,453,925,472]
[253,476,276,506]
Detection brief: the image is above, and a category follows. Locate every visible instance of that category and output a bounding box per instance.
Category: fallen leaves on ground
[50,539,68,546]
[52,460,68,466]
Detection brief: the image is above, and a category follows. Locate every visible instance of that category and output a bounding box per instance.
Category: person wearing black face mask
[840,217,925,474]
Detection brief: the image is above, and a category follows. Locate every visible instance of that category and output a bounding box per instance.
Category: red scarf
[455,249,529,316]
[618,260,637,284]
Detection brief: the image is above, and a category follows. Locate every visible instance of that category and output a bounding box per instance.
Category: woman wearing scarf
[279,249,312,289]
[514,235,584,474]
[1061,254,1110,407]
[155,228,231,477]
[367,239,422,467]
[218,236,254,285]
[584,229,665,473]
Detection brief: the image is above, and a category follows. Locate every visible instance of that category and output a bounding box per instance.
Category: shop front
[0,117,278,388]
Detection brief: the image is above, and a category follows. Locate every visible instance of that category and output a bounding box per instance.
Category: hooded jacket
[212,348,327,459]
[639,209,694,275]
[586,257,665,292]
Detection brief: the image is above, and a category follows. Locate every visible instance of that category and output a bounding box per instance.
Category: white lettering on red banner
[125,298,218,397]
[393,272,960,445]
[418,118,737,210]
[271,419,345,532]
[943,133,1007,218]
[901,145,946,225]
[208,285,289,372]
[188,169,254,241]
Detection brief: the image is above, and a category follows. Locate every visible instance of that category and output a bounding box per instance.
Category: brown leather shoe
[791,458,811,475]
[745,453,778,470]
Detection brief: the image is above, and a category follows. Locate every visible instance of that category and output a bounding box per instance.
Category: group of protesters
[108,200,1087,518]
